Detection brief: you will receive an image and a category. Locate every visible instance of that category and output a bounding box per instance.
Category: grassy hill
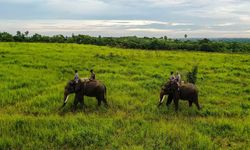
[0,42,249,149]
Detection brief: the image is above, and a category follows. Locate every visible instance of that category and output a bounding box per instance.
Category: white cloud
[1,19,250,38]
[43,0,108,15]
[146,0,188,6]
[170,23,193,26]
[0,20,189,32]
[1,0,250,37]
[0,0,42,3]
[216,23,235,27]
[239,16,250,24]
[127,28,173,32]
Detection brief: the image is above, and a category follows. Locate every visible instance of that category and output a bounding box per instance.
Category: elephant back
[81,79,105,94]
[91,81,105,96]
[180,83,198,93]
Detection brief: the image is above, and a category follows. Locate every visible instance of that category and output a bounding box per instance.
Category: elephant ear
[162,81,169,89]
[69,81,77,88]
[170,81,179,91]
[69,81,74,85]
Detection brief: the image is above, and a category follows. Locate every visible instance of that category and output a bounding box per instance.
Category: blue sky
[0,0,250,38]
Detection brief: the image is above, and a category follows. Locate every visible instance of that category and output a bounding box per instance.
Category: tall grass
[0,42,249,149]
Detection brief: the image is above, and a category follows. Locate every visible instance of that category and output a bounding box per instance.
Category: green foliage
[0,43,249,149]
[187,65,198,84]
[0,32,14,42]
[0,32,250,53]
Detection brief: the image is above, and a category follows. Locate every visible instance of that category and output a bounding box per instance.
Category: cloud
[1,0,249,20]
[0,20,190,32]
[0,0,42,4]
[1,19,250,38]
[0,0,250,37]
[127,28,173,33]
[215,23,235,27]
[170,23,194,26]
[239,16,250,24]
[44,0,108,15]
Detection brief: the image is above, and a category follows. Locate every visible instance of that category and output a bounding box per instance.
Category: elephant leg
[79,96,85,110]
[96,96,101,107]
[193,95,201,110]
[189,101,193,107]
[194,100,201,110]
[102,96,108,107]
[166,94,173,107]
[72,95,78,112]
[174,98,179,111]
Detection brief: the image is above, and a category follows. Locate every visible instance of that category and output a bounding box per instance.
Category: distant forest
[0,31,250,53]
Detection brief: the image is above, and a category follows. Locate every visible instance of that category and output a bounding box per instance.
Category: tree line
[0,31,249,53]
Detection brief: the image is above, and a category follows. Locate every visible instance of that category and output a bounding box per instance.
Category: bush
[187,65,198,84]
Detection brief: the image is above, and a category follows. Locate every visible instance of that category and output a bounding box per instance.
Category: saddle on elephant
[79,78,100,92]
[74,78,96,92]
[79,78,98,83]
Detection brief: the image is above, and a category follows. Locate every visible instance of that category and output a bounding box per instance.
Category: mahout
[158,80,201,111]
[62,79,108,111]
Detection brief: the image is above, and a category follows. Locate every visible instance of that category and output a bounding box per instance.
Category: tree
[51,34,65,43]
[31,33,42,42]
[25,31,29,37]
[187,65,198,84]
[13,31,25,42]
[184,34,188,39]
[199,43,213,52]
[0,32,14,41]
[16,31,21,36]
[0,31,249,53]
[199,38,210,44]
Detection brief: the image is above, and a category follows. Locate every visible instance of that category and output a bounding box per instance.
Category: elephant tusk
[159,95,165,103]
[64,95,69,103]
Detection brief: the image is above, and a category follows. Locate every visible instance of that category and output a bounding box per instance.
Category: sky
[0,0,250,38]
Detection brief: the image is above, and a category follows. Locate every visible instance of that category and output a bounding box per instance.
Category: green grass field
[0,42,249,149]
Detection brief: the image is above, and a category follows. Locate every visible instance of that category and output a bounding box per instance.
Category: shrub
[187,65,198,84]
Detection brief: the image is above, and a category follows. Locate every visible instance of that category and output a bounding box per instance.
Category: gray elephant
[62,79,107,111]
[158,81,201,111]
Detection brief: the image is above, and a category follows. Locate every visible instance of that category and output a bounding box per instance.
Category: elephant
[62,79,107,111]
[158,81,201,111]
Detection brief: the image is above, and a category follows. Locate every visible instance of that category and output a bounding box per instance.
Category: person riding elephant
[158,80,201,111]
[89,69,95,81]
[62,79,108,111]
[74,70,79,83]
[169,71,175,81]
[175,72,181,85]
